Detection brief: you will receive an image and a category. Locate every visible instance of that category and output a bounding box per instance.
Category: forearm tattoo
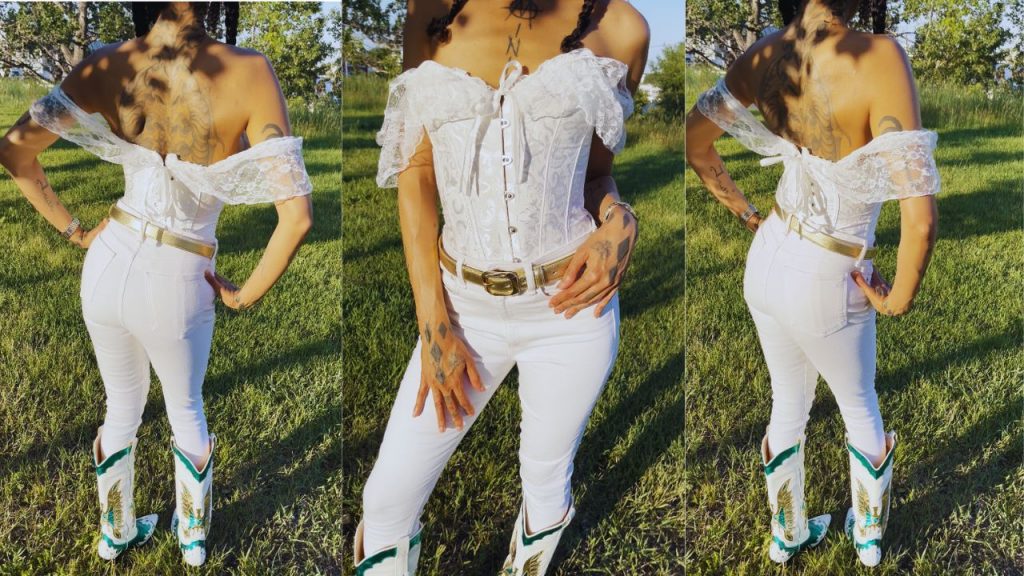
[35,177,57,209]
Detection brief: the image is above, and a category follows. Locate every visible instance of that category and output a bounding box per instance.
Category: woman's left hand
[852,268,910,316]
[550,207,637,318]
[205,270,251,311]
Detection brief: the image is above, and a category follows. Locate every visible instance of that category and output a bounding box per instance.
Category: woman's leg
[794,318,885,464]
[85,319,152,458]
[748,307,818,458]
[361,332,514,554]
[513,295,620,531]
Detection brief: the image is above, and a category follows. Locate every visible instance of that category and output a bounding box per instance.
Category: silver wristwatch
[62,217,81,239]
[740,203,761,224]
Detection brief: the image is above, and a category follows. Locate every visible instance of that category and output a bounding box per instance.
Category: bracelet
[602,201,636,225]
[62,217,81,240]
[739,203,760,225]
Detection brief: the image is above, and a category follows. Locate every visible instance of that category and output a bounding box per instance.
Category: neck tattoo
[505,0,541,60]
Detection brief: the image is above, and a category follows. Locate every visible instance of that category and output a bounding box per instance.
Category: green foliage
[647,43,687,117]
[685,0,778,67]
[0,2,92,81]
[341,0,403,77]
[238,2,331,101]
[94,2,133,44]
[905,0,1012,88]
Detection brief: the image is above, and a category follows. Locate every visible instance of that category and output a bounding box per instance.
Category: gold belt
[772,205,877,260]
[437,238,573,296]
[108,204,216,259]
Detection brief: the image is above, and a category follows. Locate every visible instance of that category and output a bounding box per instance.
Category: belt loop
[854,242,868,266]
[455,257,467,287]
[521,258,537,293]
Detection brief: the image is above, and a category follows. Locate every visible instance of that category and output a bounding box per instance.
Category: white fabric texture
[744,214,886,464]
[361,271,620,554]
[696,78,940,245]
[83,219,214,464]
[375,48,634,264]
[30,86,313,243]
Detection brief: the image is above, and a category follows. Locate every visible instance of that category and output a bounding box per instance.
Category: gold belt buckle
[481,269,521,296]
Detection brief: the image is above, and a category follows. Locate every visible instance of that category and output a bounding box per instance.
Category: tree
[0,2,130,82]
[238,2,330,100]
[341,0,403,76]
[904,0,1011,87]
[647,43,687,118]
[686,0,777,68]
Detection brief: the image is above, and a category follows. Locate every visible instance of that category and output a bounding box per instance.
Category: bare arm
[548,3,649,318]
[0,94,107,248]
[684,67,763,232]
[853,39,938,316]
[207,57,313,310]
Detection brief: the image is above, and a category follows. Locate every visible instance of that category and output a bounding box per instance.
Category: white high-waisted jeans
[744,213,886,463]
[82,216,214,464]
[361,268,620,554]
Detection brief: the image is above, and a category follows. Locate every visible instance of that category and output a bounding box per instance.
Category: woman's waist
[759,212,873,272]
[115,198,220,244]
[440,223,592,270]
[100,217,214,275]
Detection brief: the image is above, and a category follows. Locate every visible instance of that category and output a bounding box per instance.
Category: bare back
[727,22,918,161]
[62,32,287,166]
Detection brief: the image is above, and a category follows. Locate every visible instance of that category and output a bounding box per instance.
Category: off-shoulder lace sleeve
[29,86,131,164]
[375,70,425,188]
[835,130,940,203]
[588,55,634,154]
[695,78,787,157]
[170,137,312,205]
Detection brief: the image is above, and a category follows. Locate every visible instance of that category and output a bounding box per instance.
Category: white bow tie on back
[759,141,837,233]
[461,60,530,196]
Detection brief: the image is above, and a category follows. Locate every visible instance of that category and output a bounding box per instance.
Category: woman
[0,2,313,566]
[354,0,649,573]
[685,0,938,567]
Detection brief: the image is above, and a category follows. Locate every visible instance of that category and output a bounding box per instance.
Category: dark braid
[131,2,237,44]
[427,0,469,44]
[560,0,597,53]
[780,0,886,32]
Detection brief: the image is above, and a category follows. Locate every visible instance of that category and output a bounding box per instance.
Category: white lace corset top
[30,86,313,243]
[697,78,940,246]
[376,48,634,265]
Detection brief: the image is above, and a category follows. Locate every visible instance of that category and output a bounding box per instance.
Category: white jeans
[82,218,214,464]
[744,213,886,463]
[361,269,620,554]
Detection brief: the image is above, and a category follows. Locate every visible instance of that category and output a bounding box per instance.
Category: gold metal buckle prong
[481,269,520,296]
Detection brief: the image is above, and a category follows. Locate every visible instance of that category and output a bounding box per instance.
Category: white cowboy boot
[353,521,422,575]
[93,428,158,560]
[761,434,830,563]
[170,435,215,567]
[500,503,575,576]
[845,432,896,567]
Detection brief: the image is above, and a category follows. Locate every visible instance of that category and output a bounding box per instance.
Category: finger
[851,271,884,310]
[445,391,463,429]
[557,276,608,314]
[412,372,429,417]
[432,387,446,432]
[557,247,589,290]
[464,356,485,392]
[565,285,612,319]
[593,289,617,318]
[204,270,223,292]
[452,379,474,417]
[552,268,601,311]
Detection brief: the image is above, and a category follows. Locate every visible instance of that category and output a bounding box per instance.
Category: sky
[630,0,684,71]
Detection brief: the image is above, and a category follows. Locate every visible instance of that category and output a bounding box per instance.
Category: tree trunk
[72,1,87,66]
[746,0,760,50]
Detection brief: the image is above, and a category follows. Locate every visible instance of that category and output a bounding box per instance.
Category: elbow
[909,218,937,244]
[293,210,313,238]
[684,144,710,170]
[0,140,14,173]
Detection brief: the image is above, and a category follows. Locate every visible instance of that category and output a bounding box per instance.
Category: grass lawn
[341,75,685,574]
[0,79,341,574]
[684,66,1023,575]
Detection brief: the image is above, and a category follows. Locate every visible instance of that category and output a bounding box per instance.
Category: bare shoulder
[404,0,452,67]
[598,0,651,62]
[864,34,911,70]
[727,30,786,103]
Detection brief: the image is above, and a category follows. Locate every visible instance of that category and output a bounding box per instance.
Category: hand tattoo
[594,239,612,260]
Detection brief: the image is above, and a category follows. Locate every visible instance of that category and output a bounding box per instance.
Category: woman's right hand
[412,316,485,432]
[70,218,108,249]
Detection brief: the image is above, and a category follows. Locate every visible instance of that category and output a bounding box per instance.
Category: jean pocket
[80,236,117,304]
[780,265,848,337]
[145,272,206,339]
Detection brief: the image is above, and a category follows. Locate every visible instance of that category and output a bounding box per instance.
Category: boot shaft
[172,436,215,548]
[762,436,810,545]
[93,432,139,545]
[847,433,896,542]
[502,504,575,576]
[354,522,422,576]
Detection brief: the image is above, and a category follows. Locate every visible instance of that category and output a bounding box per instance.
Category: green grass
[341,74,685,574]
[684,65,1024,575]
[0,79,341,574]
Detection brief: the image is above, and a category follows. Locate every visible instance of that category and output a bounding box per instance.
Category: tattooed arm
[684,70,764,232]
[0,103,108,248]
[205,56,313,310]
[852,38,937,317]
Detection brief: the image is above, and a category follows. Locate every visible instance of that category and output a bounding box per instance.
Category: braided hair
[131,2,239,45]
[427,0,599,54]
[779,0,887,33]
